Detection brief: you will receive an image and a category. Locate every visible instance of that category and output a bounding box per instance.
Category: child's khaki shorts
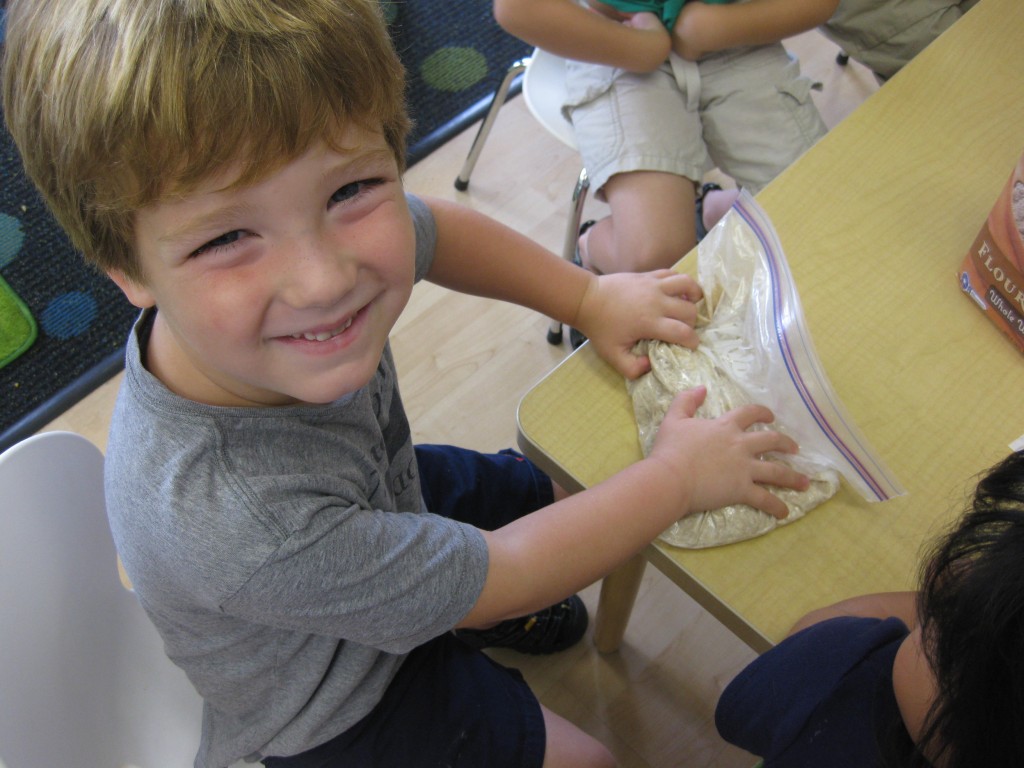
[563,43,827,198]
[822,0,979,80]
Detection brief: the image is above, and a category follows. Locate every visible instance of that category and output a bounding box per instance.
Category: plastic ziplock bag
[627,191,905,548]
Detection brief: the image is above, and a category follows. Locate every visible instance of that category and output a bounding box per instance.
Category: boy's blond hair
[2,0,410,282]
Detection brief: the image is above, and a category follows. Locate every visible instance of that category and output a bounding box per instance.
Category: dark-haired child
[716,449,1024,767]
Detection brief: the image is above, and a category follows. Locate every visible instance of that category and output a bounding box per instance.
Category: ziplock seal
[731,193,904,501]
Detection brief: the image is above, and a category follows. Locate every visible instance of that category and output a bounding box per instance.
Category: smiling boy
[116,132,415,409]
[2,1,807,766]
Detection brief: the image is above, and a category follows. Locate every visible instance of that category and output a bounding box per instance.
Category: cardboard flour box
[959,150,1024,353]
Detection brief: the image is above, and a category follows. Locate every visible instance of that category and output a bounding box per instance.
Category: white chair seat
[521,48,576,149]
[0,431,206,767]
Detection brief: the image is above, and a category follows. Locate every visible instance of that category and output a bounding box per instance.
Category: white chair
[455,49,590,345]
[0,431,205,768]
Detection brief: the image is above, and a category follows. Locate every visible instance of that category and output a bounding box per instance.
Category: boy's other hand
[575,269,702,379]
[648,388,809,520]
[620,12,672,70]
[621,10,663,32]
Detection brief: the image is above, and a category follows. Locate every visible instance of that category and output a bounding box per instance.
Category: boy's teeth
[291,317,353,341]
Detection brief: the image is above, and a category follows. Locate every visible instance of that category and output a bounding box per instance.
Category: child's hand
[621,10,662,31]
[620,12,672,67]
[579,3,671,71]
[574,269,703,379]
[648,387,809,520]
[621,12,670,39]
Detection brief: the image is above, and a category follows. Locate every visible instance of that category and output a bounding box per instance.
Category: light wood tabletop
[517,0,1024,654]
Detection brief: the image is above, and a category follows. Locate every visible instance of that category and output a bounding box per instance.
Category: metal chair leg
[454,58,529,191]
[547,167,590,345]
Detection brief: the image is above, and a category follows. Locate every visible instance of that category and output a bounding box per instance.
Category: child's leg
[264,634,590,768]
[581,179,741,274]
[542,705,617,768]
[699,44,827,194]
[821,0,979,80]
[580,169,699,274]
[410,450,615,765]
[414,445,588,655]
[564,60,711,275]
[414,445,553,529]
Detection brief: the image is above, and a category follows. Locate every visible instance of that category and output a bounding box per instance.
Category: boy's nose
[277,237,356,308]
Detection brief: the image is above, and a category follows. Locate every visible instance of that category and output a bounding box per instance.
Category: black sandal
[695,182,723,242]
[573,219,597,267]
[453,595,589,655]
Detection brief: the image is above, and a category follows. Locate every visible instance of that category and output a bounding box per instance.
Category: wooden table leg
[593,553,646,653]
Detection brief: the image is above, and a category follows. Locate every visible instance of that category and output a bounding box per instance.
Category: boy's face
[111,126,415,407]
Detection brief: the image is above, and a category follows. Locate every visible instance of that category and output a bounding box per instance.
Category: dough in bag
[628,338,839,549]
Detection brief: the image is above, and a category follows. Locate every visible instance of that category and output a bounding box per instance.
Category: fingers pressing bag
[628,192,904,548]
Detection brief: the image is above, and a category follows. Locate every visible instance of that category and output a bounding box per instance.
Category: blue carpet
[0,3,530,452]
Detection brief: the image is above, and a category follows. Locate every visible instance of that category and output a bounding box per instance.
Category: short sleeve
[715,616,909,762]
[223,502,489,655]
[407,193,437,282]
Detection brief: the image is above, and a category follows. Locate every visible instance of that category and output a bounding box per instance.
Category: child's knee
[544,737,616,768]
[551,480,571,502]
[541,706,617,767]
[616,233,693,273]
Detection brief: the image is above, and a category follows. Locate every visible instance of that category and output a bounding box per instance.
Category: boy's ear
[107,269,156,309]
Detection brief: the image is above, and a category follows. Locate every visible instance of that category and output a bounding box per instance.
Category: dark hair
[910,450,1024,766]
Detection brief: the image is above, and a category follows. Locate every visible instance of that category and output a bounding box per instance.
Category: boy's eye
[191,230,244,258]
[330,178,383,205]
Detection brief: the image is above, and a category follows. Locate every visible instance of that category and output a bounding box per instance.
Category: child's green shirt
[601,0,733,31]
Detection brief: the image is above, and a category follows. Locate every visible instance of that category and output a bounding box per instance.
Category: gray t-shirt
[104,194,489,767]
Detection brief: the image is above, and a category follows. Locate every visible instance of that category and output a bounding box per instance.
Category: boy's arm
[458,387,810,627]
[493,0,671,71]
[672,0,840,61]
[425,196,700,379]
[786,591,919,637]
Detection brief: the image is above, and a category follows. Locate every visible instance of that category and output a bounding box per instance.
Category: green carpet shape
[0,272,36,369]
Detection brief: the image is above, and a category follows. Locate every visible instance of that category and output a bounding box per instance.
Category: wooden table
[516,0,1024,654]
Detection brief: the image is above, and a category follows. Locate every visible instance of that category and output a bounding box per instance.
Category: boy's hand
[621,10,664,32]
[573,269,702,379]
[583,5,671,70]
[648,387,809,520]
[621,11,672,59]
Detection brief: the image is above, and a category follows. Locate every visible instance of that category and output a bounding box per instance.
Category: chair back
[0,431,203,767]
[522,48,577,150]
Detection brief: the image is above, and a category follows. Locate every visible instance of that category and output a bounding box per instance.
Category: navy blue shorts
[263,445,553,768]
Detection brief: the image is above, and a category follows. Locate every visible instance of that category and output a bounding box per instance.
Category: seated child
[822,0,979,81]
[715,449,1024,767]
[2,1,809,766]
[493,0,836,277]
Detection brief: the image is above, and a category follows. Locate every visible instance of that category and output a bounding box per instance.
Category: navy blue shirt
[716,616,917,767]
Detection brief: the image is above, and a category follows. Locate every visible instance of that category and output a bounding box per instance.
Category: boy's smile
[111,127,416,407]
